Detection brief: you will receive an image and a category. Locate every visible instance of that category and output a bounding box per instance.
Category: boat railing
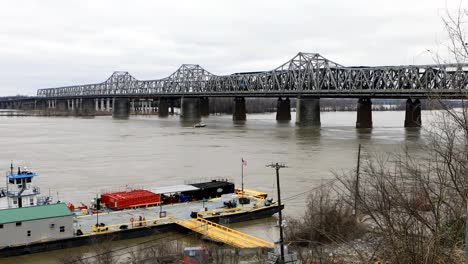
[37,196,52,205]
[99,185,145,195]
[194,217,274,248]
[184,177,233,185]
[81,215,177,236]
[6,186,40,196]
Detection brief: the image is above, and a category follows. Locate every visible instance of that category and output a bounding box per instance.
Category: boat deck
[75,193,272,234]
[176,217,274,248]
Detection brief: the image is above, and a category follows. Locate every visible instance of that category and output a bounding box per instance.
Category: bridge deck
[176,217,274,248]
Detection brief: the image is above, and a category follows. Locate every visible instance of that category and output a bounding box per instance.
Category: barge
[0,165,283,257]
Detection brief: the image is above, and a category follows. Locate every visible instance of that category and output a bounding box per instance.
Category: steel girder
[36,52,468,98]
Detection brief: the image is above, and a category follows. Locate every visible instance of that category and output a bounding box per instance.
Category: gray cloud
[0,0,460,95]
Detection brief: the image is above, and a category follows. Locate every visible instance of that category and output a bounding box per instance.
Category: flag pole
[241,158,244,197]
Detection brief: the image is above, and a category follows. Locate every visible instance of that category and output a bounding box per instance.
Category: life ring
[130,217,134,222]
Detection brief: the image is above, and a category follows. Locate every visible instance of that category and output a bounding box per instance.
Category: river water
[1,110,432,263]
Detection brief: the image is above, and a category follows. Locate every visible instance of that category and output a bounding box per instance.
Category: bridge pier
[56,100,67,113]
[77,98,95,116]
[113,98,130,119]
[356,98,373,128]
[200,97,210,117]
[404,99,422,128]
[233,97,246,121]
[158,98,169,117]
[181,97,201,120]
[296,97,320,126]
[276,97,291,121]
[105,98,111,112]
[35,99,47,111]
[142,100,149,114]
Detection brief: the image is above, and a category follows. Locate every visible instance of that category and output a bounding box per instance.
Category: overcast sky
[0,0,463,96]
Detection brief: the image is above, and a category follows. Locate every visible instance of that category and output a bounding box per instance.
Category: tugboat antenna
[10,161,13,175]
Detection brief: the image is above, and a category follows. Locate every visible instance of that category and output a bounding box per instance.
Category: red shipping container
[101,190,160,210]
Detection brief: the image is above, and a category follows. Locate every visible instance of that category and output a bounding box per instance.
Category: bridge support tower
[181,97,201,121]
[200,97,210,117]
[356,98,373,128]
[35,99,47,111]
[233,97,246,121]
[56,100,67,112]
[77,98,96,116]
[276,97,291,121]
[158,98,169,117]
[113,98,130,119]
[296,97,320,126]
[404,99,422,128]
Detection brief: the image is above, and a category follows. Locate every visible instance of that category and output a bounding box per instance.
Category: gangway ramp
[177,218,274,248]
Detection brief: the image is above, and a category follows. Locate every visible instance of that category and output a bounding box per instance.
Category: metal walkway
[176,217,274,248]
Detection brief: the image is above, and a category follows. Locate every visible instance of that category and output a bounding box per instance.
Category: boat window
[15,179,21,184]
[27,230,31,237]
[30,198,34,205]
[9,179,14,184]
[16,222,21,226]
[60,226,65,232]
[26,178,31,183]
[13,199,17,205]
[0,224,3,229]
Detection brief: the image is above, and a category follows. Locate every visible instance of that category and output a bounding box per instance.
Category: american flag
[242,158,247,167]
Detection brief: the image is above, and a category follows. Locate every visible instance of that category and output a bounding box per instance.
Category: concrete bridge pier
[170,102,175,115]
[78,98,96,116]
[356,98,373,128]
[56,100,67,112]
[35,99,47,111]
[106,98,112,112]
[158,98,169,117]
[200,97,210,117]
[233,97,246,121]
[296,97,320,126]
[276,97,291,121]
[47,100,55,109]
[142,100,148,114]
[130,99,135,114]
[181,97,201,121]
[99,98,105,111]
[404,99,422,127]
[149,100,155,113]
[113,98,130,119]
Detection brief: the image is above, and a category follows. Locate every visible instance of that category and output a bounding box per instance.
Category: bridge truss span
[36,52,468,99]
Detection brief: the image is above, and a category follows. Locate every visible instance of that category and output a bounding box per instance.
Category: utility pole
[465,190,468,264]
[354,144,361,216]
[267,162,287,264]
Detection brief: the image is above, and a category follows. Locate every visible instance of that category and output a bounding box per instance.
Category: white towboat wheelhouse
[0,164,48,209]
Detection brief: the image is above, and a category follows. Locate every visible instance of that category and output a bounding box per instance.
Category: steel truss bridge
[36,52,468,99]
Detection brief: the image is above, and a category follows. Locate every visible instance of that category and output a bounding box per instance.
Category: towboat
[0,165,284,257]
